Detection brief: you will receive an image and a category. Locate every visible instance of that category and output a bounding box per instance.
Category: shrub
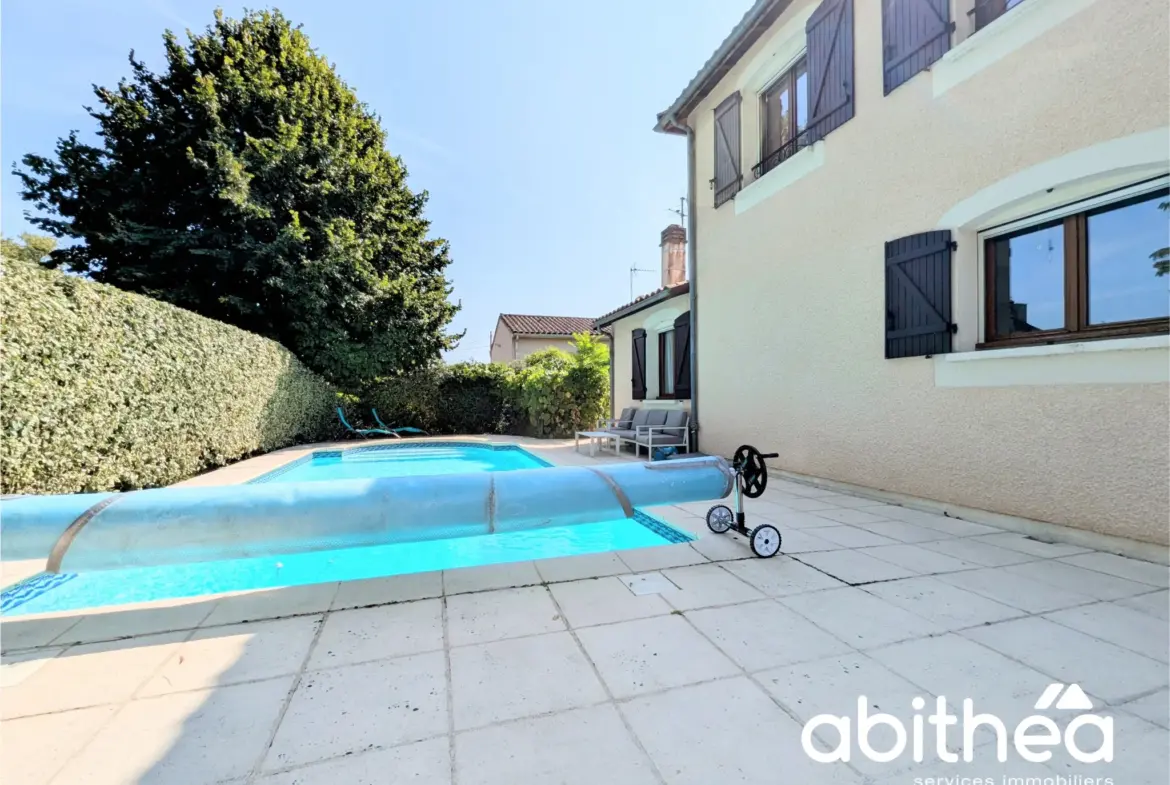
[361,361,518,435]
[1,259,338,495]
[511,334,610,438]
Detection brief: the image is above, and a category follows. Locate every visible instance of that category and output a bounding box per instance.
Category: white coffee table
[574,430,619,457]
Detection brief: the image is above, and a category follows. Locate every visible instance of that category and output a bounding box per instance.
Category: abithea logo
[801,684,1112,765]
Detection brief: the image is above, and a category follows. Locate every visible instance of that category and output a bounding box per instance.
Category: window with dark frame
[755,57,808,179]
[658,329,675,397]
[970,0,1027,34]
[984,187,1170,347]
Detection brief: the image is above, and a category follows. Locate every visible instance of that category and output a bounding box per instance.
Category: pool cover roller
[1,456,733,572]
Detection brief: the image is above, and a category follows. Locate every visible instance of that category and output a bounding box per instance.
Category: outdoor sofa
[601,406,691,460]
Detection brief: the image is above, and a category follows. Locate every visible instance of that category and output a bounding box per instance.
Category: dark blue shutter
[882,0,953,95]
[885,231,956,358]
[672,312,691,399]
[806,0,855,143]
[631,329,647,400]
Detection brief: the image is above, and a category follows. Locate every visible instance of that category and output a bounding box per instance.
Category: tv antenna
[668,196,687,226]
[630,264,656,301]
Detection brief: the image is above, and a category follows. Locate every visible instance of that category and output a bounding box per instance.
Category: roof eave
[653,0,792,134]
[594,283,690,329]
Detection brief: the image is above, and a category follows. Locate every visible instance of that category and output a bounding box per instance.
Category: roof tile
[499,314,600,336]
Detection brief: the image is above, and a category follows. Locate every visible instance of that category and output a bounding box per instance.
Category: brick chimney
[660,224,687,288]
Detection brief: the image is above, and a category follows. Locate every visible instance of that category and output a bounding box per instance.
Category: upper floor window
[755,57,809,179]
[984,186,1170,346]
[969,0,1027,34]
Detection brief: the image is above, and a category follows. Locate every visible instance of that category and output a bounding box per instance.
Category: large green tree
[16,9,459,387]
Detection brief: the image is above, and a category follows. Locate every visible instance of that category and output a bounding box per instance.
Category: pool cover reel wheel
[706,445,782,558]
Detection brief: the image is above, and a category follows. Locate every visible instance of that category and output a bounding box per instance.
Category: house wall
[488,322,515,364]
[689,0,1170,543]
[490,329,610,363]
[609,297,691,417]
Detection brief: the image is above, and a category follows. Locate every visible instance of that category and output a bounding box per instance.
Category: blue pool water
[1,442,693,616]
[251,443,550,483]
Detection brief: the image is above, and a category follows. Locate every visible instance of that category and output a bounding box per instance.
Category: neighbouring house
[489,314,609,363]
[595,225,692,422]
[654,0,1169,545]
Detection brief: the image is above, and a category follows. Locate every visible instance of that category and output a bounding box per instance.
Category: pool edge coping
[244,440,555,485]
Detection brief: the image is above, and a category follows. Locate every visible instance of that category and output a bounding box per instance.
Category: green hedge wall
[360,362,520,436]
[358,335,610,439]
[1,260,338,495]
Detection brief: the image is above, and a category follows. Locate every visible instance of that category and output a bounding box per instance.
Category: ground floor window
[658,329,675,397]
[983,182,1170,346]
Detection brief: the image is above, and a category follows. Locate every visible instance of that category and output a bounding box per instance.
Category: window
[754,58,809,179]
[970,0,1026,34]
[658,330,675,397]
[984,187,1170,346]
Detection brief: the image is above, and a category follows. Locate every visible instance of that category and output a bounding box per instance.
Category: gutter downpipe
[666,113,700,453]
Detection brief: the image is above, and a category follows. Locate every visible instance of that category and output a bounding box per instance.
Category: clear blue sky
[1,0,747,362]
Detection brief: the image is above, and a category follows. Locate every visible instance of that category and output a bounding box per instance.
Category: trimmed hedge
[361,362,519,436]
[1,260,338,494]
[359,335,610,439]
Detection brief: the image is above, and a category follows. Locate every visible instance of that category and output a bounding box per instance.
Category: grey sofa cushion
[616,407,636,429]
[664,409,689,428]
[630,409,652,427]
[645,410,669,427]
[635,431,686,445]
[609,429,636,440]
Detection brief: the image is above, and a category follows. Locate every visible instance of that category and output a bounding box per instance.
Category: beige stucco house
[489,315,608,364]
[655,0,1169,545]
[596,225,693,420]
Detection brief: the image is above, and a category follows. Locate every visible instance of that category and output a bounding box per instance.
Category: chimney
[660,224,687,288]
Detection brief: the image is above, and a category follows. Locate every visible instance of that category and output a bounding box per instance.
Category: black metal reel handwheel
[733,445,769,499]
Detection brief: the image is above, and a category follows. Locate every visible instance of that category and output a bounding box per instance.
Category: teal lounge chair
[371,409,428,437]
[336,407,398,439]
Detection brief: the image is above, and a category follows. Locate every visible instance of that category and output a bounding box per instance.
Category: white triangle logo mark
[1054,683,1093,710]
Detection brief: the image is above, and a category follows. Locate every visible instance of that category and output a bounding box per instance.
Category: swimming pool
[1,442,696,616]
[250,442,551,484]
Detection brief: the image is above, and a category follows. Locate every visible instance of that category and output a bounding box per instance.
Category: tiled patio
[2,443,1168,784]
